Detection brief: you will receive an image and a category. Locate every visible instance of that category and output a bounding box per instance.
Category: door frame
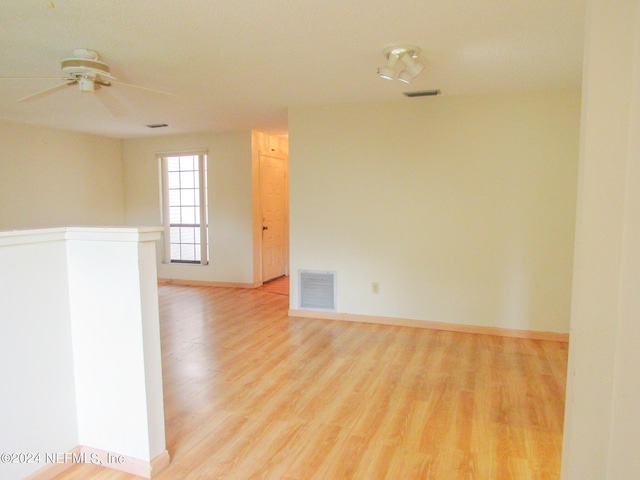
[251,132,289,287]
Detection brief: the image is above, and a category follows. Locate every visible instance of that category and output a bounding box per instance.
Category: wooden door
[260,154,288,282]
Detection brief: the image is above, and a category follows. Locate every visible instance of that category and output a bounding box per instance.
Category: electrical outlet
[372,282,379,294]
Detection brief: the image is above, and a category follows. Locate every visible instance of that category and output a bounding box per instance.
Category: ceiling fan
[0,48,172,116]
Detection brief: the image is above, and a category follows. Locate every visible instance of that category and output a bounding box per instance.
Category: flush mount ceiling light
[377,45,424,83]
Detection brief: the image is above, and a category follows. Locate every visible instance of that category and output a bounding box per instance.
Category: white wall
[123,131,255,284]
[0,233,78,480]
[66,230,165,463]
[562,0,640,478]
[289,90,580,333]
[0,227,166,480]
[0,120,125,229]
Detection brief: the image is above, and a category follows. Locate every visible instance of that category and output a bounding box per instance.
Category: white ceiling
[0,0,585,139]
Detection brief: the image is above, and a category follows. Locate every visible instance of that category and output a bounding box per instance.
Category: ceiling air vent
[146,123,168,128]
[298,270,337,311]
[403,89,441,98]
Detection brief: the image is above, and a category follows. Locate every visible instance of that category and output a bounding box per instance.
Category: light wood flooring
[54,285,568,480]
[257,275,289,296]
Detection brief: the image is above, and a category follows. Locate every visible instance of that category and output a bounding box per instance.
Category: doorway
[259,152,288,283]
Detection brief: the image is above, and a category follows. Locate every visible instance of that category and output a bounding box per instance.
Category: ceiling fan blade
[95,88,128,118]
[17,80,77,103]
[95,71,117,81]
[109,79,175,97]
[0,76,64,80]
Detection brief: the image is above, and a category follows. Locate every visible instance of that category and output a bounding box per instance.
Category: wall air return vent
[298,270,337,311]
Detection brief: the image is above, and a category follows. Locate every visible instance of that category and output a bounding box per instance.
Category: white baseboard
[150,449,171,476]
[158,277,261,289]
[24,446,170,480]
[288,309,569,342]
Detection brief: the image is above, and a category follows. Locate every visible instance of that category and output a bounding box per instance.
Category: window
[159,152,208,264]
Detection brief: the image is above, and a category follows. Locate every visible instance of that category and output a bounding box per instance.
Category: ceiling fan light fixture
[8,48,174,116]
[72,48,99,60]
[78,76,95,93]
[61,58,111,78]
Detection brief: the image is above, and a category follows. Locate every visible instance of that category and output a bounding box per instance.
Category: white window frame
[158,150,209,265]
